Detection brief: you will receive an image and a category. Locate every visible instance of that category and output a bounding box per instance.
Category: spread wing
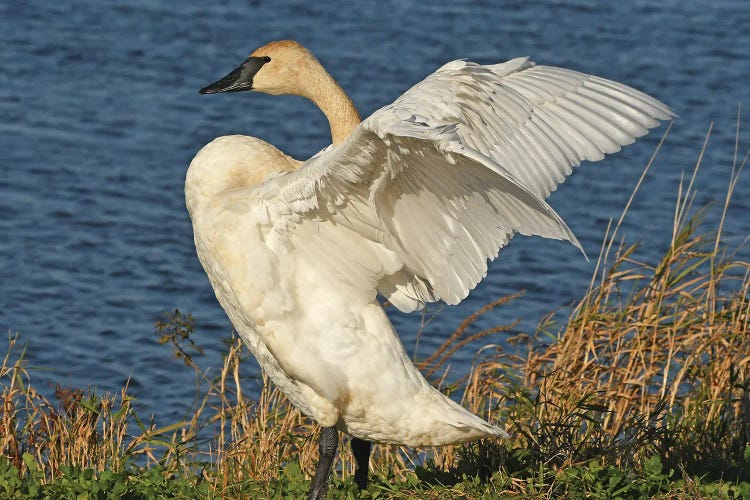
[253,57,673,312]
[400,57,674,198]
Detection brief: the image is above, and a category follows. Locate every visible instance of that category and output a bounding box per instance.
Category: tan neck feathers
[250,40,362,145]
[312,72,361,145]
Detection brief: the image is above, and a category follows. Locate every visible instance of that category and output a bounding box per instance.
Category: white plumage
[187,41,672,452]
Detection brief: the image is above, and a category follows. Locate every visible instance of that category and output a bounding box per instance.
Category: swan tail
[394,387,509,447]
[433,392,509,444]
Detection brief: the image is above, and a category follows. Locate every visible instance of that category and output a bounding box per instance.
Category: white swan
[187,40,672,498]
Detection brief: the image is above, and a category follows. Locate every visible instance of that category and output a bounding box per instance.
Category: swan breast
[185,134,300,218]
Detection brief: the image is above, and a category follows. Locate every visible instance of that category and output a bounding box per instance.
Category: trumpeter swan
[187,40,672,498]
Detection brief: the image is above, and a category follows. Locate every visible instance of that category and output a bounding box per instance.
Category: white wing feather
[396,57,674,198]
[254,58,672,312]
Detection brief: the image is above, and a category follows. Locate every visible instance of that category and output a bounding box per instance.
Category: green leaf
[643,456,663,478]
[21,453,38,473]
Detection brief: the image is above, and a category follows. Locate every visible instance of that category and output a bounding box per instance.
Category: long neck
[306,67,361,145]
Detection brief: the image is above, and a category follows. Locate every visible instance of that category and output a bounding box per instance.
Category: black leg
[307,426,338,500]
[351,437,371,490]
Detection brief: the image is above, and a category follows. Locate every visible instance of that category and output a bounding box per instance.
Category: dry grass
[1,124,749,495]
[0,334,179,479]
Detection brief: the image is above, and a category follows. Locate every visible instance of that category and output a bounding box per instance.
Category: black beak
[199,56,269,94]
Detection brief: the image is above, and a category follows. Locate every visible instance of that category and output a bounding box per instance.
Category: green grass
[1,453,750,499]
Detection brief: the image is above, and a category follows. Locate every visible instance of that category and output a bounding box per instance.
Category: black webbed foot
[307,426,338,500]
[351,437,372,490]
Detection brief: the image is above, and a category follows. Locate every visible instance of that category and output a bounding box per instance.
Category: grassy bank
[2,129,750,498]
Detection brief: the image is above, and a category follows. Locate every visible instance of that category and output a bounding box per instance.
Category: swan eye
[263,56,271,63]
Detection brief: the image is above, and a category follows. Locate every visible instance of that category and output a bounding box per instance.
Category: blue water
[2,1,749,426]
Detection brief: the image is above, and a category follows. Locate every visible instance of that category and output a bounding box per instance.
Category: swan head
[199,40,319,98]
